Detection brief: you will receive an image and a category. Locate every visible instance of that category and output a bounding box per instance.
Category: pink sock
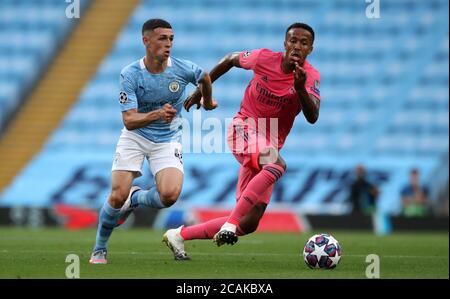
[180,217,246,240]
[227,164,285,225]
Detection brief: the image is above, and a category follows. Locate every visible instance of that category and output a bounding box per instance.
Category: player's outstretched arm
[293,62,320,124]
[209,52,241,81]
[197,72,218,111]
[122,104,177,129]
[184,52,241,111]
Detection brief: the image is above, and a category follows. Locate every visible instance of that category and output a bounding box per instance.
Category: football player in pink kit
[163,23,320,260]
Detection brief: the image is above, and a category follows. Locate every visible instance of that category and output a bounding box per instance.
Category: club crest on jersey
[169,81,180,93]
[243,51,251,58]
[312,80,320,95]
[119,91,128,104]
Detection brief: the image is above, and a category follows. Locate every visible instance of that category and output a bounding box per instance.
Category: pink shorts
[227,116,279,172]
[227,117,277,205]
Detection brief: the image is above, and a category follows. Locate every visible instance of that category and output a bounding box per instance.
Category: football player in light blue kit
[90,19,217,264]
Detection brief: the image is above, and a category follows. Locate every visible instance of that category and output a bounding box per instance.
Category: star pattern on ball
[303,233,342,269]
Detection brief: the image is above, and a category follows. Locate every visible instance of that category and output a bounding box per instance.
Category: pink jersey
[236,48,320,149]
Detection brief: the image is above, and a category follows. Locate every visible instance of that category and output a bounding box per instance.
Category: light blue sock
[93,201,121,251]
[131,186,167,209]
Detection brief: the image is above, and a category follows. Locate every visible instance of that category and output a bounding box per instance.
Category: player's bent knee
[109,189,129,208]
[159,188,181,207]
[259,147,279,166]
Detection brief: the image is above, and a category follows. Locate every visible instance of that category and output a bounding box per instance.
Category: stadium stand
[0,0,139,191]
[0,0,89,130]
[0,0,448,217]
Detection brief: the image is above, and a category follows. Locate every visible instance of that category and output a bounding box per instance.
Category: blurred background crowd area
[0,0,448,232]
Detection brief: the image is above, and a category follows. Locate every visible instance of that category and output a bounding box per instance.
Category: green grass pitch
[0,228,447,279]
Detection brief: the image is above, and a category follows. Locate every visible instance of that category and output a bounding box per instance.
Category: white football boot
[89,249,107,264]
[213,222,238,247]
[162,226,190,260]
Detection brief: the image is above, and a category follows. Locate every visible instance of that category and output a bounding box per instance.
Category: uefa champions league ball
[303,233,342,269]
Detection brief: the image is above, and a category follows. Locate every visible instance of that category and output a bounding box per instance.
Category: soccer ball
[303,233,342,269]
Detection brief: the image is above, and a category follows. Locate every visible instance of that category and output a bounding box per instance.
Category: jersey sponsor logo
[169,81,180,93]
[311,80,320,95]
[255,82,290,109]
[119,91,128,104]
[243,51,251,58]
[261,75,268,82]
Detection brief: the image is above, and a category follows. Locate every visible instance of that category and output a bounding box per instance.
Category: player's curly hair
[285,23,315,43]
[142,19,172,35]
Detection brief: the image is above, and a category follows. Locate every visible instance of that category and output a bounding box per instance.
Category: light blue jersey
[119,56,205,143]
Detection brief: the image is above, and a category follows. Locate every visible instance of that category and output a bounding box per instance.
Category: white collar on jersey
[140,57,172,69]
